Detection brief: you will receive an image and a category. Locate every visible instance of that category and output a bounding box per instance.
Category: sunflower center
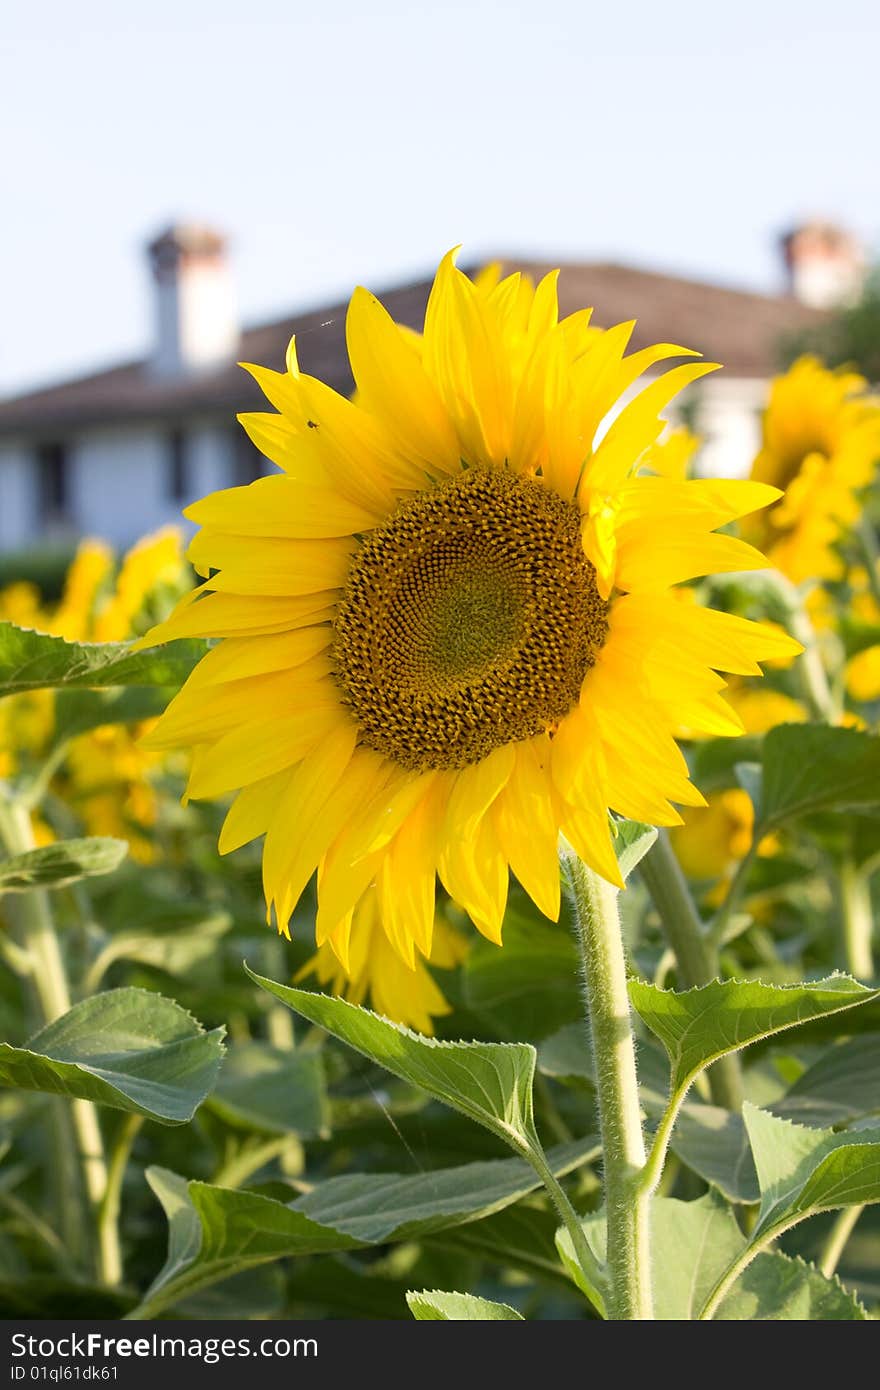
[333,467,609,771]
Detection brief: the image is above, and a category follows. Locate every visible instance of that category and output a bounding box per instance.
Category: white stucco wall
[0,423,243,555]
[0,444,36,550]
[690,377,766,480]
[71,430,178,546]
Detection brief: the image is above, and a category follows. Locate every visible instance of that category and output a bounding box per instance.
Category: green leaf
[87,909,232,986]
[650,1193,745,1321]
[558,1193,866,1319]
[406,1289,523,1320]
[462,914,581,1041]
[537,1023,593,1083]
[629,974,880,1098]
[0,988,224,1124]
[0,838,128,893]
[294,1141,590,1243]
[51,686,175,741]
[715,1253,867,1320]
[244,967,540,1149]
[0,622,207,696]
[437,1201,587,1290]
[670,1103,758,1204]
[775,1035,880,1127]
[556,1193,742,1319]
[138,1141,591,1316]
[759,724,880,828]
[611,819,658,880]
[744,1103,880,1242]
[208,1043,328,1138]
[691,734,764,792]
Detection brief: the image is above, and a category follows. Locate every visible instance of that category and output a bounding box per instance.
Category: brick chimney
[780,221,866,310]
[147,224,239,375]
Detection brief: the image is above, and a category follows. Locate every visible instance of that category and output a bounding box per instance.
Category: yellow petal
[260,724,361,924]
[585,361,720,492]
[185,474,381,537]
[132,589,334,647]
[219,767,294,854]
[346,286,460,476]
[188,534,353,596]
[438,816,508,944]
[187,703,350,799]
[183,627,332,690]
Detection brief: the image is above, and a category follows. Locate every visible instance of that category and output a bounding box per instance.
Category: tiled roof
[0,260,824,438]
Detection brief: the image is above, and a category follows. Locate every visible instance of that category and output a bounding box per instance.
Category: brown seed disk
[332,467,610,771]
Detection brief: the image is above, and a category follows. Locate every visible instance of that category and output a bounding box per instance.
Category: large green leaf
[670,1102,758,1204]
[775,1035,880,1127]
[629,975,879,1097]
[0,623,207,696]
[407,1289,523,1320]
[0,838,128,893]
[759,724,880,828]
[462,915,581,1041]
[715,1253,866,1320]
[0,989,224,1124]
[555,1193,742,1319]
[135,1140,591,1317]
[245,968,540,1149]
[744,1103,880,1243]
[436,1201,588,1290]
[51,686,176,741]
[295,1140,590,1242]
[208,1043,328,1138]
[557,1192,866,1320]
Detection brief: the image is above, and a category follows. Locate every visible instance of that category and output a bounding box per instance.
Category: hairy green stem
[640,832,743,1111]
[563,850,653,1320]
[518,1137,606,1310]
[0,796,116,1283]
[839,859,875,980]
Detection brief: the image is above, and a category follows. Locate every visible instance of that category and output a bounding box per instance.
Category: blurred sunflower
[299,893,468,1034]
[744,357,880,582]
[140,250,799,1006]
[0,529,187,861]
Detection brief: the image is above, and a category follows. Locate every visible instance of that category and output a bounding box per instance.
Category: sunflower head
[746,356,880,582]
[139,250,801,1023]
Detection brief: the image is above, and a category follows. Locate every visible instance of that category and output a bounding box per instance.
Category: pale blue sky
[3,0,878,395]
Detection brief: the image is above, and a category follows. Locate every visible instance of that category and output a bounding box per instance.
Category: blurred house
[0,222,854,554]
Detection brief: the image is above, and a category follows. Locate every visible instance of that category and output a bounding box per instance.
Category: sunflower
[0,530,187,859]
[298,894,468,1034]
[743,357,880,583]
[139,251,800,995]
[671,788,757,884]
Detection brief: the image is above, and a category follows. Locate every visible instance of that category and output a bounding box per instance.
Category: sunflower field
[3,256,880,1324]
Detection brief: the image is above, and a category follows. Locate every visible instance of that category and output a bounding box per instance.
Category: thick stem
[639,832,744,1111]
[0,796,116,1283]
[839,860,875,980]
[563,850,653,1320]
[819,1204,864,1278]
[96,1115,143,1286]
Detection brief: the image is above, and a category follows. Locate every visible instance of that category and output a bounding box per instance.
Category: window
[167,429,189,501]
[231,427,264,486]
[35,441,69,525]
